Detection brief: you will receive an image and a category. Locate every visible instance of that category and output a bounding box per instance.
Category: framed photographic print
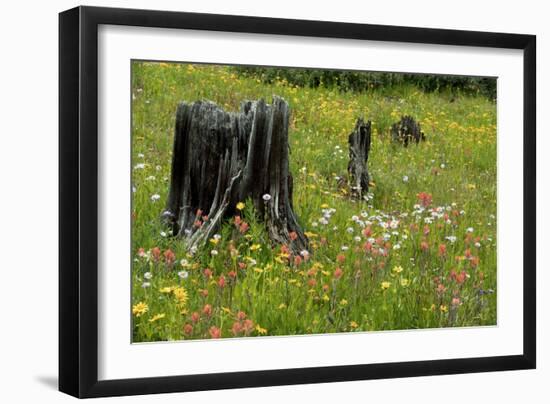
[59,5,536,398]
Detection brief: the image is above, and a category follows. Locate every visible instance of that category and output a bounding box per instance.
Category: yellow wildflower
[173,286,188,306]
[236,202,245,210]
[440,305,448,313]
[400,278,410,287]
[278,303,287,310]
[349,321,358,329]
[132,302,148,317]
[381,281,391,290]
[392,265,404,274]
[250,244,261,251]
[148,313,166,322]
[322,294,330,302]
[159,287,173,294]
[339,299,348,306]
[255,324,268,335]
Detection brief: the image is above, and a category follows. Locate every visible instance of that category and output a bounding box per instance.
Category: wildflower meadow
[131,61,497,342]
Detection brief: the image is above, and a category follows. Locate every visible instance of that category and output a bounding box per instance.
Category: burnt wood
[391,115,425,146]
[347,118,372,198]
[164,97,308,254]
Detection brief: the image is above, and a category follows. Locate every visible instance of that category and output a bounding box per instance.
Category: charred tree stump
[390,115,425,146]
[163,97,308,254]
[347,118,372,198]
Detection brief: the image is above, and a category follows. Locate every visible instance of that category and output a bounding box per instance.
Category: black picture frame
[59,5,536,398]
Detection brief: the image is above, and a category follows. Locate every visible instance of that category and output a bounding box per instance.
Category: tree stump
[347,118,372,198]
[163,97,308,254]
[390,115,425,146]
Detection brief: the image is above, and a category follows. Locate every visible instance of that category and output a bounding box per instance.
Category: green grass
[131,61,497,342]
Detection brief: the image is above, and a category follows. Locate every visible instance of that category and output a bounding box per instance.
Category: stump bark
[390,115,425,146]
[347,118,372,198]
[164,97,308,254]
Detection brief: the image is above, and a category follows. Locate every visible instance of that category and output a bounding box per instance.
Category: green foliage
[131,61,497,342]
[234,66,496,99]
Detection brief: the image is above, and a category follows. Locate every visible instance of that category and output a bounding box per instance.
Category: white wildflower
[445,236,457,244]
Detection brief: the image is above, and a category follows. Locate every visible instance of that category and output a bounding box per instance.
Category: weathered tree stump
[163,97,308,254]
[347,118,372,198]
[390,115,425,146]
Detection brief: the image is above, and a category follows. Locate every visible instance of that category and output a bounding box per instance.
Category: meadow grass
[131,61,497,342]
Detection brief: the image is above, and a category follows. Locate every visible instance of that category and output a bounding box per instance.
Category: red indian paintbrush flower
[202,304,212,317]
[218,275,226,288]
[231,321,243,335]
[209,326,221,339]
[151,247,161,262]
[163,249,175,265]
[334,267,343,280]
[417,192,433,207]
[191,312,200,323]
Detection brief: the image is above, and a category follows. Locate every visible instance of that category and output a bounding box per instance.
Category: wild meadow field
[131,61,497,342]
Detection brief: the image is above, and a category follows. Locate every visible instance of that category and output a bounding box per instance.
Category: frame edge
[58,5,81,398]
